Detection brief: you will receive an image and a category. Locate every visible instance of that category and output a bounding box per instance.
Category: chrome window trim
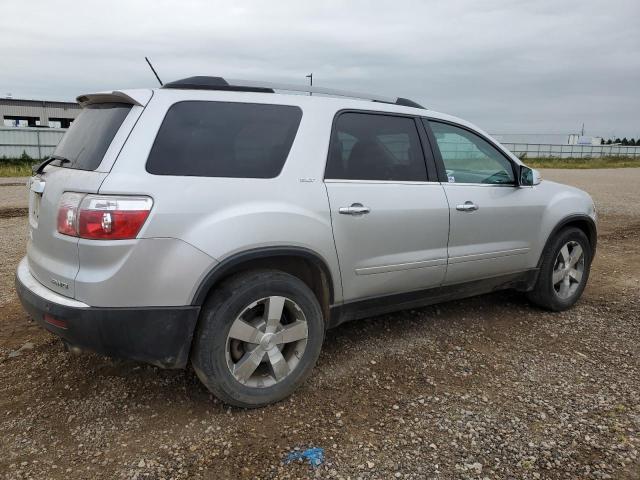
[324,179,441,185]
[442,182,517,188]
[324,179,517,187]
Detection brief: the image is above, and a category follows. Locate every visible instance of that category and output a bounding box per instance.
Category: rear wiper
[32,155,71,175]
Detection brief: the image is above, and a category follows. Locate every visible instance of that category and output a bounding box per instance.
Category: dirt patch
[0,301,48,353]
[598,216,640,240]
[0,208,28,219]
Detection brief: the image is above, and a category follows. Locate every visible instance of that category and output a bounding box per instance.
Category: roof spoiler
[76,89,152,107]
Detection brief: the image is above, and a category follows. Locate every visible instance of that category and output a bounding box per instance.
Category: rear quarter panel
[98,90,343,304]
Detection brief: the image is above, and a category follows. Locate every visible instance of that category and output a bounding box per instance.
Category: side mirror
[519,165,541,186]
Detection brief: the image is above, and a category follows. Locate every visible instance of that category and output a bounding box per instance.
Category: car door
[324,111,450,303]
[424,119,544,284]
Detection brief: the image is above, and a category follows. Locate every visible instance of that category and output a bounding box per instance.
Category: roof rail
[162,76,426,109]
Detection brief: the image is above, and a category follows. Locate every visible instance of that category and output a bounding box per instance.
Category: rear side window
[146,101,302,178]
[325,112,427,181]
[53,103,132,171]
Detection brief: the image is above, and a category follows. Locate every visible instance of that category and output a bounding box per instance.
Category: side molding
[191,246,335,306]
[328,270,538,329]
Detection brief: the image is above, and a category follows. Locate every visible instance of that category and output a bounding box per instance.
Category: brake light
[57,194,153,240]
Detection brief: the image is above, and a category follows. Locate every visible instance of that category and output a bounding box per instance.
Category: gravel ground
[0,178,28,213]
[539,168,637,216]
[0,217,26,306]
[0,169,639,480]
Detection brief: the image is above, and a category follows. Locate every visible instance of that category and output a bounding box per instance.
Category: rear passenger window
[325,113,427,181]
[147,101,302,178]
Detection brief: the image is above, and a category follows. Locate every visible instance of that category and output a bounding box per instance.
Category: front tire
[527,227,592,311]
[191,270,324,408]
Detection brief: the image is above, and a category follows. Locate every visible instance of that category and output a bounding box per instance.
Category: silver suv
[16,76,597,407]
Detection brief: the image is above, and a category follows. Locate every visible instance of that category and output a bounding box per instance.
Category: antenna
[306,73,313,96]
[145,57,163,86]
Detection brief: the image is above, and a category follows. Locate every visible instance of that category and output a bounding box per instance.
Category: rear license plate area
[29,190,41,228]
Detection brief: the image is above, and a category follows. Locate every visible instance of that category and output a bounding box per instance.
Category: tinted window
[53,103,131,171]
[147,101,302,178]
[427,121,515,185]
[326,113,427,181]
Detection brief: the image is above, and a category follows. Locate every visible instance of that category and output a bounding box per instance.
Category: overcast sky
[3,0,639,138]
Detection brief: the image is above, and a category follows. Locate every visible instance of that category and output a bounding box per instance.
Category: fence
[501,143,640,159]
[2,126,640,161]
[0,127,66,160]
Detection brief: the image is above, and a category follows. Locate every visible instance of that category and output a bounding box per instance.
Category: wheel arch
[191,246,335,320]
[537,214,597,268]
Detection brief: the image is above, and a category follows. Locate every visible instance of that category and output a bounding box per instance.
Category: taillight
[57,194,153,240]
[57,192,84,236]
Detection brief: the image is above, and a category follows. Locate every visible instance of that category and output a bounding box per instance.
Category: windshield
[53,102,132,171]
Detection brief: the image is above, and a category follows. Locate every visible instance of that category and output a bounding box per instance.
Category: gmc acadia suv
[16,76,597,407]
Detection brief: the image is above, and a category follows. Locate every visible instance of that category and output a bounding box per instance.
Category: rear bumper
[15,257,200,368]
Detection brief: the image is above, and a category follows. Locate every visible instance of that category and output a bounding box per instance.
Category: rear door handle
[456,201,479,212]
[339,203,371,216]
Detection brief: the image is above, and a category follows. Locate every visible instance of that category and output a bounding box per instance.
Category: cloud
[2,0,639,137]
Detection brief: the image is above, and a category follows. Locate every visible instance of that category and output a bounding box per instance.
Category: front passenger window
[427,121,515,185]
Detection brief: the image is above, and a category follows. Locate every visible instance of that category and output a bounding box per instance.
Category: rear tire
[191,270,324,408]
[527,227,592,311]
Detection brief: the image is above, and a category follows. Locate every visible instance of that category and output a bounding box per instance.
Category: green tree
[622,137,629,145]
[615,138,622,144]
[630,138,637,146]
[606,139,612,145]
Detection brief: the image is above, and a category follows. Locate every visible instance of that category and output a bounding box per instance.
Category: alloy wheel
[552,240,585,299]
[225,296,308,388]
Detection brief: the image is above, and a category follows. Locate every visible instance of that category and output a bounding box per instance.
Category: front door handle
[339,203,371,216]
[456,201,479,212]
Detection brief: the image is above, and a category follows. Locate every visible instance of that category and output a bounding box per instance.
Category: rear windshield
[146,101,302,178]
[53,102,132,171]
